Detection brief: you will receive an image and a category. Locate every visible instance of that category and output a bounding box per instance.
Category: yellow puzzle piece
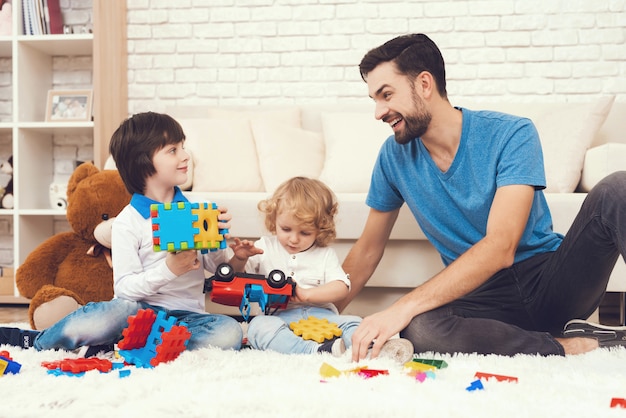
[289,316,342,343]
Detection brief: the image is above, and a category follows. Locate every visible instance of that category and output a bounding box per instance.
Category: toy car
[205,263,295,320]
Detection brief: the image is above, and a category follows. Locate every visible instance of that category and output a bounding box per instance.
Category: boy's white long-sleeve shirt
[111,192,226,313]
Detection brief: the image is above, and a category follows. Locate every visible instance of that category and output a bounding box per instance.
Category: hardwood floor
[0,305,29,323]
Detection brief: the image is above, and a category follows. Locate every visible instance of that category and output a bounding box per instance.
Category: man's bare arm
[351,184,536,361]
[335,207,400,313]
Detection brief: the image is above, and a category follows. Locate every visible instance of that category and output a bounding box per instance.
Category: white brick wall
[126,0,625,113]
[1,0,625,264]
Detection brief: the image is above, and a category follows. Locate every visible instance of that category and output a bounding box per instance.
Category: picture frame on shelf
[45,89,93,122]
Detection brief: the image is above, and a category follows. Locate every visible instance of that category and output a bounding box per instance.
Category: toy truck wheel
[267,269,287,288]
[214,263,235,282]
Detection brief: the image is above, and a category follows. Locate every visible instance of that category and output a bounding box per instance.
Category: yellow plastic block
[404,361,437,372]
[319,362,342,378]
[0,359,7,375]
[289,316,342,343]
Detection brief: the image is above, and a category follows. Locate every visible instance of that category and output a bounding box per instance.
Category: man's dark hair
[109,112,185,195]
[359,33,447,99]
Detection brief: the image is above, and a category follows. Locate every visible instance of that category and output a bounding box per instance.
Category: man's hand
[351,304,413,362]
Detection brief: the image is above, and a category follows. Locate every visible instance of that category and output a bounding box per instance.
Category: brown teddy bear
[15,162,131,330]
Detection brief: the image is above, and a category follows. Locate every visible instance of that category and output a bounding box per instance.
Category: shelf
[16,34,93,56]
[0,38,10,57]
[18,121,94,135]
[17,209,66,216]
[0,295,30,305]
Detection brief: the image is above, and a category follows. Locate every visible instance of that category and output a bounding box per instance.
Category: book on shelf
[22,0,63,35]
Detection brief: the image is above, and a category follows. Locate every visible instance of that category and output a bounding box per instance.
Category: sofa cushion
[579,143,626,192]
[177,118,264,192]
[534,95,614,193]
[318,112,393,193]
[251,120,325,192]
[207,107,302,128]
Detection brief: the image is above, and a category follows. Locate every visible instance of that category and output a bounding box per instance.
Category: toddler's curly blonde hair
[258,177,338,247]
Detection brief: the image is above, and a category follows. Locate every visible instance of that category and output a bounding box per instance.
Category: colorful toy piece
[289,316,342,343]
[0,351,21,375]
[474,371,518,383]
[151,201,228,253]
[412,358,448,369]
[117,308,191,368]
[466,379,484,391]
[42,358,114,376]
[611,398,626,408]
[319,363,389,380]
[206,263,295,321]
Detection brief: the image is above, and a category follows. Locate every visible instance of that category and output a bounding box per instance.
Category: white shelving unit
[0,3,93,303]
[0,1,127,305]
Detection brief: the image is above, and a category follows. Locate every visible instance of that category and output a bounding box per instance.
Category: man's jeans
[33,298,243,351]
[401,171,626,356]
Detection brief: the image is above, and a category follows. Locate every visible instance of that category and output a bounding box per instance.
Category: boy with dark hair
[1,112,243,353]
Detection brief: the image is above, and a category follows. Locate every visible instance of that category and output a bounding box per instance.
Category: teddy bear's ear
[67,162,99,198]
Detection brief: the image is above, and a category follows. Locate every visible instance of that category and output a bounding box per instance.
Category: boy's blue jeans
[247,306,361,354]
[33,298,242,351]
[401,171,626,356]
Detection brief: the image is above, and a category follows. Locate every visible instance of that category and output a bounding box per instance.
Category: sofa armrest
[580,143,626,192]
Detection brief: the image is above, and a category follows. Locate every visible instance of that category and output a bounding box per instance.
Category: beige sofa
[167,97,626,321]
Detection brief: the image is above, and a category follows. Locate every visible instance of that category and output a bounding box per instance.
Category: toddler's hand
[166,250,201,276]
[229,237,264,261]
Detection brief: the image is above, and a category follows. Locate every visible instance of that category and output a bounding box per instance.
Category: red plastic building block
[611,398,626,408]
[118,309,191,368]
[42,358,113,374]
[474,371,518,383]
[118,309,157,350]
[357,369,389,379]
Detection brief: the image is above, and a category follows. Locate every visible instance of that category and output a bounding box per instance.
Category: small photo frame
[46,89,93,122]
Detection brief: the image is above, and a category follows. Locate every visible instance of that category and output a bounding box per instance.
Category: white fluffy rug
[2,322,626,418]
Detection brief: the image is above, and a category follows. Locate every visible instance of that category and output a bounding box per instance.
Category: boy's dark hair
[359,33,447,99]
[109,112,185,195]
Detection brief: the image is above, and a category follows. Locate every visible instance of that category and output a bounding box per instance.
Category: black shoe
[317,338,346,357]
[80,344,116,358]
[562,319,626,347]
[0,327,39,348]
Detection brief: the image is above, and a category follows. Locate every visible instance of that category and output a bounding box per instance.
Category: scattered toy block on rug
[474,371,518,383]
[290,316,342,343]
[611,398,626,408]
[466,379,484,391]
[0,351,21,375]
[412,358,448,369]
[118,309,191,368]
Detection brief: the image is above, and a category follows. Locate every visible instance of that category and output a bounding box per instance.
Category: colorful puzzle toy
[0,351,21,375]
[117,308,191,368]
[151,201,228,253]
[289,316,342,343]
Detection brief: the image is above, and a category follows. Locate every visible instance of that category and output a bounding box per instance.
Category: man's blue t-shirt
[366,107,563,266]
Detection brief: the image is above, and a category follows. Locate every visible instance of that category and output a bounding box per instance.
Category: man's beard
[394,93,432,145]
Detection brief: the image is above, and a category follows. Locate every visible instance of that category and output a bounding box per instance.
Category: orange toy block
[474,371,518,383]
[611,398,626,408]
[289,316,342,343]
